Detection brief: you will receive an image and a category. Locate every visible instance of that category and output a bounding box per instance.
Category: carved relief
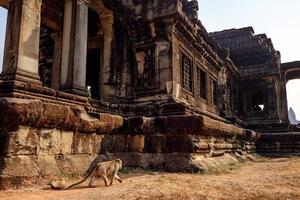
[135,47,156,90]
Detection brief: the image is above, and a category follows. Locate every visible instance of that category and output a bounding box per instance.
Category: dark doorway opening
[86,9,102,99]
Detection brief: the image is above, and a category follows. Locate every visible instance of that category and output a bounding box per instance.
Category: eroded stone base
[0,98,259,189]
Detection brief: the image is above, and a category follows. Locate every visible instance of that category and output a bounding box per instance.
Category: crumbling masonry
[0,0,299,189]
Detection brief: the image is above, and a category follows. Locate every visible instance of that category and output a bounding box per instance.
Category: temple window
[197,67,207,100]
[181,53,193,92]
[233,86,238,112]
[211,78,217,105]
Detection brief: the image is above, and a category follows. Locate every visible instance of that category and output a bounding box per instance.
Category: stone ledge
[0,98,123,133]
[123,115,258,139]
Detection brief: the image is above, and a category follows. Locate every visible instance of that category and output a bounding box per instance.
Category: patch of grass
[119,166,164,175]
[203,162,245,175]
[119,167,131,174]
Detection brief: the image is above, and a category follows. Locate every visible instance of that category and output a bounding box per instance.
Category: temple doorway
[86,8,102,99]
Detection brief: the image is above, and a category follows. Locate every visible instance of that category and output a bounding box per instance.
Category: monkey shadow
[64,185,97,191]
[42,185,104,191]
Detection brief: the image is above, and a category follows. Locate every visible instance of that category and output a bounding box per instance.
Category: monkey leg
[109,172,118,186]
[115,174,123,183]
[89,176,96,187]
[102,175,109,187]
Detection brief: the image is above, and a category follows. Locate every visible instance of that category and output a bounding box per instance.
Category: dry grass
[1,157,300,200]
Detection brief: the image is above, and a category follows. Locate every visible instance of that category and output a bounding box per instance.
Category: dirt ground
[1,157,300,200]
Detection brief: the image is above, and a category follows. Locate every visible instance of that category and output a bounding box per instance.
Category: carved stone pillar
[1,0,42,85]
[60,0,88,96]
[100,14,114,98]
[50,31,62,90]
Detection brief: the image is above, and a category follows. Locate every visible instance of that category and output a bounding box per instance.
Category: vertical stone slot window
[212,79,217,105]
[181,54,193,92]
[198,68,207,100]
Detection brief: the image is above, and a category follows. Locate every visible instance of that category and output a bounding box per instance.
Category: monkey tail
[67,165,97,189]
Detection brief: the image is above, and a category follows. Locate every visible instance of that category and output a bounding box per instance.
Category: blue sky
[0,1,299,118]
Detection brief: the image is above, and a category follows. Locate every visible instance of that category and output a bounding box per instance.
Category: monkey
[67,159,123,189]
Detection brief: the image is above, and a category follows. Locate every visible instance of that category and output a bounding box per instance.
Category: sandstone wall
[0,98,258,189]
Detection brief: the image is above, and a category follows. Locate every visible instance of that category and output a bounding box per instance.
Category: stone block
[91,134,104,154]
[37,129,62,155]
[37,155,60,175]
[145,135,166,153]
[127,135,145,152]
[115,135,127,152]
[1,126,38,156]
[66,154,94,174]
[100,135,115,153]
[61,131,73,155]
[100,135,126,153]
[73,133,93,154]
[0,155,39,177]
[193,142,210,153]
[166,135,194,153]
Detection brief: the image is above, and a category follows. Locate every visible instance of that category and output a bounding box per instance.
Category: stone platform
[0,97,258,189]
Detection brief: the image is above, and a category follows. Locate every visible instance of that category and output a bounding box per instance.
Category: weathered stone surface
[124,115,253,139]
[127,135,145,153]
[37,155,60,175]
[0,127,38,156]
[61,131,74,155]
[145,135,167,153]
[91,134,104,154]
[0,98,123,134]
[38,129,62,155]
[73,133,93,154]
[0,156,39,177]
[256,132,300,154]
[66,154,94,174]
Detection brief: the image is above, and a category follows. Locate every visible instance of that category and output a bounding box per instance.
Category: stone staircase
[256,132,300,155]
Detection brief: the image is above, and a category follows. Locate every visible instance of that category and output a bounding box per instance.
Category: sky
[0,1,299,118]
[199,0,300,119]
[0,7,6,71]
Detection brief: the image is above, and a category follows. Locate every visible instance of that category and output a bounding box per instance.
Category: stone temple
[0,0,299,189]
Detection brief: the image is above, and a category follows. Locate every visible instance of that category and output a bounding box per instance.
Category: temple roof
[210,27,281,68]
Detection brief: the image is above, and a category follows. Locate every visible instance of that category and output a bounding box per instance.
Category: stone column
[100,14,114,98]
[50,31,62,90]
[60,0,88,96]
[1,0,42,85]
